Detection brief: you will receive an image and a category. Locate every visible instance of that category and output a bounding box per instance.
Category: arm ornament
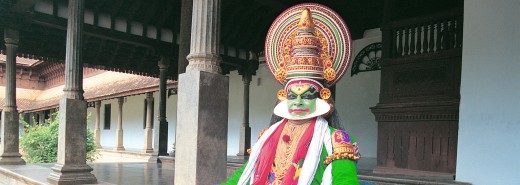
[324,130,360,165]
[323,143,359,165]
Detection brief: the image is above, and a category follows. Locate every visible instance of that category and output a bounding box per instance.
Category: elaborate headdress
[265,3,352,119]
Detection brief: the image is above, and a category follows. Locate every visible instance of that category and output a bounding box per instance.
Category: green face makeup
[287,84,318,117]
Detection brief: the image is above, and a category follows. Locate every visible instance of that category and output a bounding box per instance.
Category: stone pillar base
[113,147,126,151]
[47,164,97,185]
[236,124,251,157]
[142,128,153,153]
[94,128,102,149]
[0,152,25,165]
[0,110,25,165]
[175,70,229,184]
[147,155,159,163]
[114,129,125,151]
[47,98,97,184]
[157,120,169,156]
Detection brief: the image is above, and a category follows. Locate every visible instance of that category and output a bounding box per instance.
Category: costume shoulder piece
[324,129,360,165]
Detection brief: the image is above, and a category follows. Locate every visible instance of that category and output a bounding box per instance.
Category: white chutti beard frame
[273,98,330,120]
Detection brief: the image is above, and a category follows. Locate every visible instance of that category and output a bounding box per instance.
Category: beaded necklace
[272,119,311,181]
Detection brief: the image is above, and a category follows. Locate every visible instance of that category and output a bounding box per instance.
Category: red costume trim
[280,118,315,184]
[253,118,317,184]
[252,120,287,185]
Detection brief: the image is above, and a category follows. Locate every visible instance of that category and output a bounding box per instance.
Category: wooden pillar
[237,73,252,157]
[49,109,55,123]
[177,0,193,75]
[114,97,125,151]
[0,28,25,165]
[39,111,45,124]
[237,56,258,157]
[157,57,169,156]
[47,0,97,183]
[94,100,101,149]
[142,92,154,153]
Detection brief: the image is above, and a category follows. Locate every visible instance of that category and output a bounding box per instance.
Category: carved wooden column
[237,73,251,157]
[236,59,258,157]
[38,111,45,124]
[157,58,169,156]
[142,92,154,153]
[0,28,25,165]
[175,0,229,183]
[47,0,97,183]
[49,109,55,123]
[94,100,101,149]
[114,97,125,151]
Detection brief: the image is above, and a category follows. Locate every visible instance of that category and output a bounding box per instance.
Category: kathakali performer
[223,3,360,185]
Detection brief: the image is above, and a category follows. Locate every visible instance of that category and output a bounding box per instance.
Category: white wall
[87,92,177,152]
[335,29,381,159]
[227,64,280,155]
[456,0,520,184]
[165,92,178,152]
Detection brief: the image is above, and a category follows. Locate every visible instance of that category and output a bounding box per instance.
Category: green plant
[20,110,98,163]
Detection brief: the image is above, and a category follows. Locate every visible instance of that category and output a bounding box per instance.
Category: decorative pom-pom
[282,134,290,142]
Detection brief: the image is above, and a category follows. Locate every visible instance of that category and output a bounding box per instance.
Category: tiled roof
[0,71,175,112]
[0,54,42,67]
[0,87,42,111]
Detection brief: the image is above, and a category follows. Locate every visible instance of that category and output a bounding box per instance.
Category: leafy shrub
[20,111,98,163]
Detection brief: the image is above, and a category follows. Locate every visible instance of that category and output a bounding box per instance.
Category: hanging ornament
[275,68,287,81]
[320,88,332,100]
[323,67,336,82]
[277,89,288,101]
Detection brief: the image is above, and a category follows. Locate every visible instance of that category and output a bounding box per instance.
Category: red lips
[289,108,310,114]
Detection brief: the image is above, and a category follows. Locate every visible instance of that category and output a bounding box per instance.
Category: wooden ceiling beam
[29,12,176,52]
[141,0,161,26]
[110,0,126,18]
[253,0,285,13]
[220,55,245,67]
[106,41,120,66]
[125,0,144,22]
[92,39,106,65]
[236,10,265,50]
[156,0,175,29]
[221,3,246,45]
[126,45,137,63]
[10,0,39,13]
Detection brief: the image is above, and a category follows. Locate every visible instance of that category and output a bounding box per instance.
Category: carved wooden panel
[373,9,462,175]
[377,121,457,173]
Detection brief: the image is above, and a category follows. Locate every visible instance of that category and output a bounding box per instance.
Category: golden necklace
[272,119,311,180]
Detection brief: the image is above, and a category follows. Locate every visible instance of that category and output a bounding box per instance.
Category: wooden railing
[384,10,463,58]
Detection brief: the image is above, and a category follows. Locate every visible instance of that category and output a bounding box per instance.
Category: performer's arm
[329,130,360,184]
[331,159,359,184]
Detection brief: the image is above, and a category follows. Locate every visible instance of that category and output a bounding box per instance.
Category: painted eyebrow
[301,91,318,98]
